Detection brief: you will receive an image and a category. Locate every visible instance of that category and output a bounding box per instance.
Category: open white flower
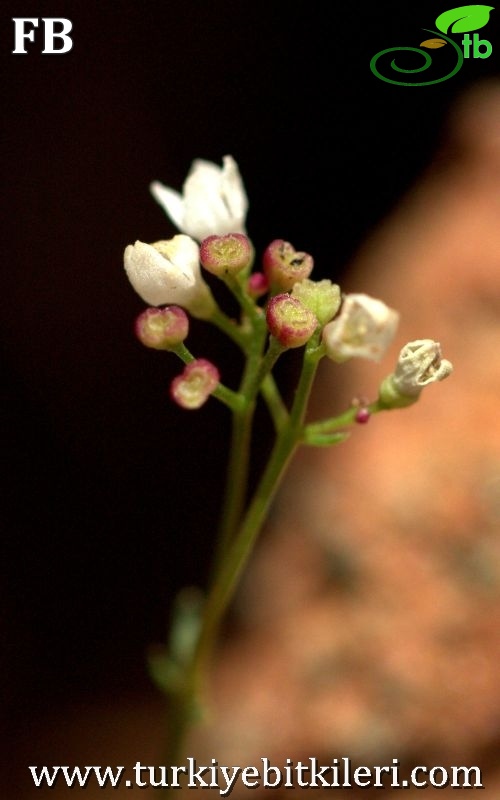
[322,293,399,362]
[124,235,215,319]
[150,155,248,242]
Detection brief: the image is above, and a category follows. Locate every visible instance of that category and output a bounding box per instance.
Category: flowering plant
[124,156,452,780]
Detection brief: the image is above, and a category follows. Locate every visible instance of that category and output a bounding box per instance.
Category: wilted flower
[124,235,215,319]
[322,293,399,362]
[170,359,220,410]
[379,339,453,407]
[150,156,248,242]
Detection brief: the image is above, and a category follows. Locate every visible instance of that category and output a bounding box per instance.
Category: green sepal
[378,375,419,409]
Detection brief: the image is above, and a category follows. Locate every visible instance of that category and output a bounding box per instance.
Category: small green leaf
[168,586,203,666]
[420,37,448,48]
[148,650,183,694]
[435,5,494,34]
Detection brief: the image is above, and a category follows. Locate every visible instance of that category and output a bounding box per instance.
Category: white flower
[123,235,215,319]
[322,293,399,362]
[150,155,248,242]
[391,339,453,396]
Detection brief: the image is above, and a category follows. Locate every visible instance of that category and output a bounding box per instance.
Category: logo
[12,18,73,54]
[370,4,494,85]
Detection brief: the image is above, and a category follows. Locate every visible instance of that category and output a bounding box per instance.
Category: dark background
[2,0,498,731]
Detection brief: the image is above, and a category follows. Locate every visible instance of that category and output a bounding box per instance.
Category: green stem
[191,334,322,711]
[211,383,243,412]
[214,330,286,553]
[213,399,255,568]
[210,306,248,349]
[162,337,322,790]
[224,274,262,321]
[261,374,289,432]
[253,336,285,389]
[172,342,195,364]
[305,398,383,435]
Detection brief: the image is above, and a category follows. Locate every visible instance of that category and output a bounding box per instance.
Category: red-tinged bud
[200,233,252,277]
[262,239,314,291]
[170,358,220,409]
[266,294,318,348]
[247,272,269,299]
[134,306,189,350]
[355,407,371,424]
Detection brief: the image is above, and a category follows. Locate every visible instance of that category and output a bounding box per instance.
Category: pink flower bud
[266,294,318,348]
[135,306,189,350]
[262,239,314,292]
[247,272,269,299]
[200,233,252,277]
[170,358,220,410]
[355,407,371,424]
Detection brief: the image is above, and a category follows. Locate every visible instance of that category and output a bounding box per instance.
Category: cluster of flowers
[124,156,452,411]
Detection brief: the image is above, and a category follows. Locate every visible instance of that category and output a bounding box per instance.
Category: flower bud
[262,239,314,291]
[379,339,453,408]
[266,294,318,348]
[291,279,341,326]
[247,272,269,299]
[322,293,399,362]
[170,359,220,410]
[200,233,253,277]
[355,407,371,424]
[134,306,189,350]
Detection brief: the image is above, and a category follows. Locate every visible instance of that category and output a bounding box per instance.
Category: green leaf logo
[435,5,494,34]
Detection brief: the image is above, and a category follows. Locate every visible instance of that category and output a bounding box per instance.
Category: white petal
[188,159,224,185]
[149,157,248,241]
[182,160,231,239]
[149,182,186,231]
[185,160,225,212]
[124,240,193,307]
[124,237,216,318]
[323,293,399,362]
[220,155,248,224]
[156,234,201,281]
